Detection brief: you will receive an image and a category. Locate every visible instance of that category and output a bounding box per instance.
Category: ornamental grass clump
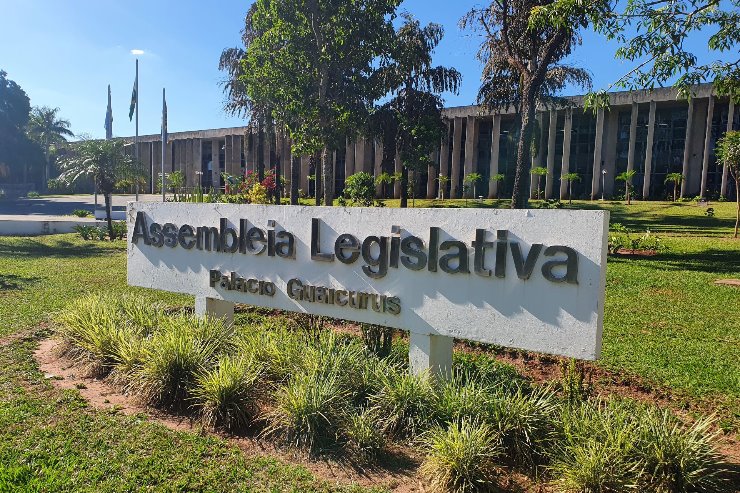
[486,386,558,470]
[191,354,264,430]
[435,374,496,425]
[343,408,385,461]
[550,399,642,492]
[265,366,351,450]
[636,409,726,492]
[370,368,437,439]
[420,419,503,493]
[132,314,231,407]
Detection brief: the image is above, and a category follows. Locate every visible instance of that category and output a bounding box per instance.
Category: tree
[343,172,376,206]
[0,69,42,186]
[530,166,548,200]
[664,173,684,202]
[616,169,637,205]
[563,171,580,204]
[371,14,461,208]
[242,0,400,206]
[715,130,740,238]
[437,175,450,199]
[489,173,505,199]
[533,0,740,105]
[461,1,598,209]
[57,139,141,240]
[26,106,74,190]
[464,172,483,199]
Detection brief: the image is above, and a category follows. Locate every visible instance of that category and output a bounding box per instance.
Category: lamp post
[601,169,607,201]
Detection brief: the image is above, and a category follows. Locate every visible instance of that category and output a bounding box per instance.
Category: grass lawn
[0,200,738,490]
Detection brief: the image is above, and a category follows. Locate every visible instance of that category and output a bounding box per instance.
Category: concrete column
[211,139,221,190]
[439,121,450,199]
[721,99,735,197]
[195,296,234,326]
[165,141,173,173]
[173,140,181,173]
[642,101,657,199]
[488,114,501,199]
[393,150,402,199]
[450,117,463,198]
[345,138,355,179]
[409,332,453,379]
[355,137,371,173]
[559,109,574,200]
[224,136,234,179]
[140,142,152,192]
[626,102,638,174]
[185,139,194,187]
[545,110,558,199]
[374,140,384,197]
[590,108,605,199]
[680,98,695,198]
[152,141,162,193]
[699,95,715,198]
[300,155,310,194]
[232,135,243,176]
[193,139,202,188]
[463,116,478,197]
[427,149,438,199]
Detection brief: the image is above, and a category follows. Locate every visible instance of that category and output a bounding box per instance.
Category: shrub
[435,374,495,425]
[191,355,263,430]
[370,369,437,438]
[71,209,91,217]
[550,399,642,492]
[26,191,40,198]
[247,183,270,204]
[420,419,503,493]
[452,352,525,391]
[111,220,127,240]
[95,227,108,241]
[265,366,351,450]
[131,314,231,407]
[343,172,375,206]
[343,409,385,460]
[72,224,97,240]
[486,386,558,469]
[637,409,726,492]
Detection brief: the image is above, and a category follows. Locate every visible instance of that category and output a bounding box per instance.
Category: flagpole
[162,88,166,202]
[134,58,139,201]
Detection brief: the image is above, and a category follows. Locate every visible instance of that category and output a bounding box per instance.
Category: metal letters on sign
[127,203,609,359]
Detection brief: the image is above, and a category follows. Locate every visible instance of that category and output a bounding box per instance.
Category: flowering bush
[247,183,270,204]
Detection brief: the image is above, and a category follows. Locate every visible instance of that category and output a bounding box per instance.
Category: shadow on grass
[0,274,40,291]
[0,238,118,259]
[609,249,740,275]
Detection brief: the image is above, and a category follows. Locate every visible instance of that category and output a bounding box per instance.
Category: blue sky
[0,0,726,139]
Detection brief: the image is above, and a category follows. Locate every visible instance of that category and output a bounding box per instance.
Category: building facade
[130,84,738,201]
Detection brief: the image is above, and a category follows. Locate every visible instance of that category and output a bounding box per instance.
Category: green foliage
[370,369,437,438]
[715,130,740,237]
[26,191,40,198]
[192,355,263,430]
[246,182,270,204]
[343,172,376,206]
[343,409,385,460]
[360,323,394,357]
[70,208,91,218]
[420,419,503,493]
[72,224,97,240]
[608,223,666,254]
[490,173,505,182]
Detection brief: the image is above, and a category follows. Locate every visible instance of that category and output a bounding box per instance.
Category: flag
[161,89,167,145]
[104,85,113,140]
[129,73,137,121]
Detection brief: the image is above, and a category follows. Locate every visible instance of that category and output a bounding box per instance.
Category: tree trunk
[290,155,300,205]
[626,182,630,205]
[311,152,321,206]
[257,123,265,182]
[104,192,114,241]
[400,163,409,208]
[569,182,572,205]
[511,92,535,209]
[322,147,333,206]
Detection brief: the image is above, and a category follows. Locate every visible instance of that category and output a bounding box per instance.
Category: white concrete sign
[127,203,608,362]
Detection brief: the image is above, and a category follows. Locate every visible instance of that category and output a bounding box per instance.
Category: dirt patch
[714,279,740,287]
[612,249,659,257]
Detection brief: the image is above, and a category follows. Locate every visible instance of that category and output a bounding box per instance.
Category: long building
[131,84,738,201]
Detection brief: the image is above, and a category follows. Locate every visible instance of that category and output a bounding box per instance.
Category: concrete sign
[127,203,608,372]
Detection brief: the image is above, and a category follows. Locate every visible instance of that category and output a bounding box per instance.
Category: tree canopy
[0,70,43,184]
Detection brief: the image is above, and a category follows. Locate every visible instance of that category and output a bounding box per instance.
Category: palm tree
[715,130,740,238]
[57,139,141,240]
[616,170,637,205]
[489,173,505,199]
[464,172,483,199]
[563,172,581,205]
[664,173,683,202]
[26,106,74,191]
[530,166,547,200]
[372,14,461,208]
[437,175,450,199]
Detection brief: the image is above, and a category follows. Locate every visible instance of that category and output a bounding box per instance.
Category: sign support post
[409,333,453,379]
[195,296,234,326]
